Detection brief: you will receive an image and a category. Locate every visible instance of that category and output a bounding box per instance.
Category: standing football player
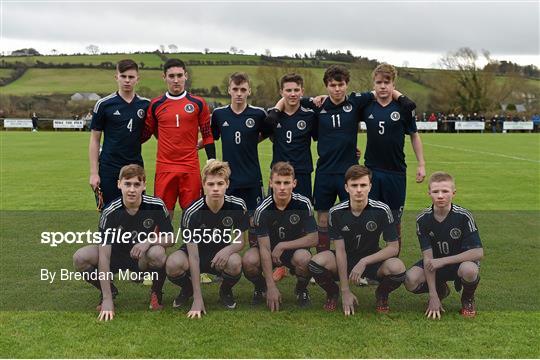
[211,72,270,248]
[309,165,406,314]
[142,58,216,217]
[361,63,426,249]
[301,65,416,254]
[243,162,318,310]
[265,74,317,200]
[165,160,248,317]
[404,172,483,319]
[89,59,150,208]
[73,164,174,321]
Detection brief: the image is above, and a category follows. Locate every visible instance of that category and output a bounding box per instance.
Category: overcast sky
[2,0,539,68]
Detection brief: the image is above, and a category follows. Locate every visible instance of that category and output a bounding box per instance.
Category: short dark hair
[116,59,138,73]
[323,65,350,85]
[163,58,186,73]
[229,72,250,86]
[344,165,371,183]
[280,73,303,89]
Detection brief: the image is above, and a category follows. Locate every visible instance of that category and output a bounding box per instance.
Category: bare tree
[437,47,495,112]
[229,46,238,54]
[51,49,58,55]
[204,48,210,54]
[159,44,166,53]
[86,44,99,55]
[265,49,272,57]
[168,44,178,53]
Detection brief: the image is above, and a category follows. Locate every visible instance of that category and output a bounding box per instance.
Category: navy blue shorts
[227,181,264,213]
[294,173,313,201]
[413,259,480,282]
[99,174,121,208]
[331,250,384,281]
[313,172,348,211]
[179,246,223,276]
[110,254,140,274]
[369,168,406,223]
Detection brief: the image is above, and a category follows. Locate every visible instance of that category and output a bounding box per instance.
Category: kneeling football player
[309,165,406,315]
[243,162,318,311]
[404,172,483,319]
[73,164,174,321]
[166,160,248,318]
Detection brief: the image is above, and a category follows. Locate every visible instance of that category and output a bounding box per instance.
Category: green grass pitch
[0,132,539,358]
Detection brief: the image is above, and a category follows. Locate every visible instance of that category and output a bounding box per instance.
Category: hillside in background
[1,52,538,118]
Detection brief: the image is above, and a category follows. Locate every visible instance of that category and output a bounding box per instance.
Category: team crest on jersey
[450,228,461,240]
[143,218,154,229]
[297,120,306,130]
[245,118,255,128]
[366,221,378,232]
[137,109,145,119]
[390,111,401,121]
[343,105,352,113]
[222,216,233,227]
[289,214,300,225]
[184,104,195,113]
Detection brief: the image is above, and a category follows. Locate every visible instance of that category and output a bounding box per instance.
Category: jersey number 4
[127,118,133,132]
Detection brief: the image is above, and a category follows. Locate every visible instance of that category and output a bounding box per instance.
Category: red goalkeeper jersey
[143,91,213,173]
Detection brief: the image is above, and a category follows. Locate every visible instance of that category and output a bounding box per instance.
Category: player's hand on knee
[130,243,150,260]
[349,262,366,285]
[266,287,281,312]
[342,290,358,316]
[211,250,230,270]
[98,299,115,321]
[271,245,284,265]
[425,296,444,320]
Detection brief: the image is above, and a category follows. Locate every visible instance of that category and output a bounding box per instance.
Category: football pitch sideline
[0,132,539,358]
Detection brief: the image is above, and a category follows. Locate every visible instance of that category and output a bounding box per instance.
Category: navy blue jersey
[254,193,317,249]
[269,106,316,173]
[99,195,173,258]
[181,195,249,252]
[302,92,373,174]
[90,92,150,174]
[362,99,417,174]
[328,199,398,259]
[211,105,269,188]
[416,204,482,259]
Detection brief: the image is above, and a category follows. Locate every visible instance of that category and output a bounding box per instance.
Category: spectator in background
[490,114,498,133]
[428,113,436,122]
[531,114,540,132]
[422,112,427,122]
[31,112,38,132]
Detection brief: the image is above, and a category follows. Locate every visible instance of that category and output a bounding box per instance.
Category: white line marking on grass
[423,142,540,164]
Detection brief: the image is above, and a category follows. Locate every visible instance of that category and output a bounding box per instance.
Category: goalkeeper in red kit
[143,59,215,216]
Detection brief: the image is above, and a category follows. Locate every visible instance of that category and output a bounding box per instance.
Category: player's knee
[458,261,479,281]
[242,249,260,271]
[317,213,328,228]
[226,253,242,275]
[385,257,406,275]
[292,249,312,268]
[166,254,188,277]
[72,246,95,270]
[146,246,166,269]
[311,250,334,268]
[404,267,423,291]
